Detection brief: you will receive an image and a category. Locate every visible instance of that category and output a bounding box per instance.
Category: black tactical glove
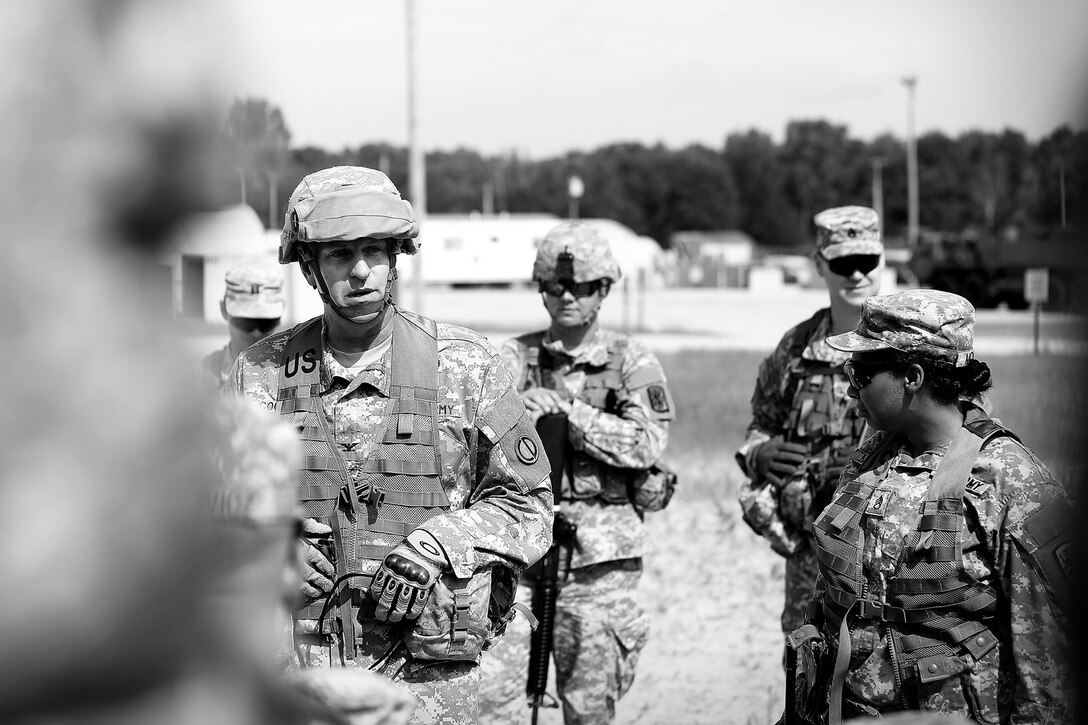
[370,529,449,622]
[753,437,809,489]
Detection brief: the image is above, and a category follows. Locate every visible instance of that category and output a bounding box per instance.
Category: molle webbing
[276,313,450,639]
[525,335,630,502]
[816,415,1013,720]
[526,335,628,411]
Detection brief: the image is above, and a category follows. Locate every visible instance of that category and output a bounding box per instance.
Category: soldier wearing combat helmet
[225,166,553,724]
[479,221,676,725]
[785,289,1073,723]
[736,206,886,644]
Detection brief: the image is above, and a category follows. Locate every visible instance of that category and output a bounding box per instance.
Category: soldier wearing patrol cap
[736,205,886,645]
[203,261,286,389]
[478,221,676,725]
[784,289,1073,724]
[225,166,553,724]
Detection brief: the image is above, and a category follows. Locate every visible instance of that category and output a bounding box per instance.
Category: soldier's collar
[801,313,849,363]
[319,335,392,397]
[542,328,610,366]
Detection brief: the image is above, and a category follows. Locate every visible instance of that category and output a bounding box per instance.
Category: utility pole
[267,172,278,229]
[870,157,885,237]
[902,76,919,249]
[1060,162,1067,227]
[406,0,425,312]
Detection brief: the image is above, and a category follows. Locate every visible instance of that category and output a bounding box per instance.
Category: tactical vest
[782,309,864,456]
[813,407,1013,720]
[522,333,630,502]
[274,312,450,646]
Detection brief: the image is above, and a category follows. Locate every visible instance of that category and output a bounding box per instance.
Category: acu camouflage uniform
[736,308,865,633]
[790,290,1074,724]
[478,326,675,725]
[737,206,883,636]
[226,306,553,725]
[799,415,1073,723]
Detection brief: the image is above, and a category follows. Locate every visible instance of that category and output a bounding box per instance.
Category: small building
[669,230,756,287]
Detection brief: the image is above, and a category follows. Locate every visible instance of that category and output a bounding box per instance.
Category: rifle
[527,413,576,723]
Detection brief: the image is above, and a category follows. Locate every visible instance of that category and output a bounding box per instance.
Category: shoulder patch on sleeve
[1009,493,1076,611]
[515,435,539,465]
[647,384,670,413]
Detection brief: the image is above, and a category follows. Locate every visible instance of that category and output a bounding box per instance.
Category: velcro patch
[647,384,670,413]
[865,490,893,518]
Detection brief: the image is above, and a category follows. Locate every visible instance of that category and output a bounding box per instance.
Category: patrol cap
[280,166,419,264]
[532,220,622,283]
[814,205,883,260]
[826,289,975,366]
[223,261,285,319]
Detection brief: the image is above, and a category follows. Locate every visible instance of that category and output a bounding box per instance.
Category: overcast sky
[221,0,1088,158]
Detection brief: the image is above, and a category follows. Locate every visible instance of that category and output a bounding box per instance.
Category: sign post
[1023,268,1049,355]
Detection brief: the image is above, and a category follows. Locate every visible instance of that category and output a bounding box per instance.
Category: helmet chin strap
[299,244,397,323]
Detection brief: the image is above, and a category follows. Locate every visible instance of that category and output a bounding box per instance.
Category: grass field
[657,349,1088,502]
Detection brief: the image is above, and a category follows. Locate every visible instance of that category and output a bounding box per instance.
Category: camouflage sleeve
[223,347,278,409]
[498,337,528,390]
[735,335,793,477]
[566,340,672,469]
[421,353,553,580]
[990,445,1074,723]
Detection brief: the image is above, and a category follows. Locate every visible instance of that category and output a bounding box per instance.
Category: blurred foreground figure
[204,262,286,389]
[785,290,1073,724]
[226,166,553,724]
[478,221,677,725]
[0,3,410,724]
[737,206,885,639]
[209,398,415,725]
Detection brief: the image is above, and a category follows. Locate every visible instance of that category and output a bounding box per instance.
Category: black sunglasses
[538,280,607,298]
[843,359,896,389]
[824,254,881,277]
[231,317,280,334]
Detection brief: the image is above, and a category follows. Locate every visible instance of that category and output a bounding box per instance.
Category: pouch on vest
[785,623,826,725]
[629,460,678,513]
[404,567,493,662]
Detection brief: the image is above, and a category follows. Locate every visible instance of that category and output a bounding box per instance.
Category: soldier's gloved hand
[369,529,449,623]
[753,437,809,489]
[298,518,336,605]
[521,387,571,417]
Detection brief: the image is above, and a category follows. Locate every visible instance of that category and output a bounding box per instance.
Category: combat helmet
[532,221,622,285]
[279,166,419,265]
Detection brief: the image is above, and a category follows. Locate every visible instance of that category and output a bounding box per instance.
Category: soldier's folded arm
[567,354,673,469]
[414,360,554,580]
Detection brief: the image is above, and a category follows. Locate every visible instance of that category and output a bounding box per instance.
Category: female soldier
[787,289,1073,724]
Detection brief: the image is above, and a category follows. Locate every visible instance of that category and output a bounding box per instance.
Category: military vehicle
[908,226,1088,311]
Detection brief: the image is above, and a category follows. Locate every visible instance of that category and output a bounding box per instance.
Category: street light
[568,175,584,219]
[902,76,919,249]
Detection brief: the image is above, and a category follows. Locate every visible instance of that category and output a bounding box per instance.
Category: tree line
[221,97,1087,249]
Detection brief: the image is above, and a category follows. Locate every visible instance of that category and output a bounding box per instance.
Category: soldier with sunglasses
[478,221,676,725]
[737,206,885,645]
[203,261,286,390]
